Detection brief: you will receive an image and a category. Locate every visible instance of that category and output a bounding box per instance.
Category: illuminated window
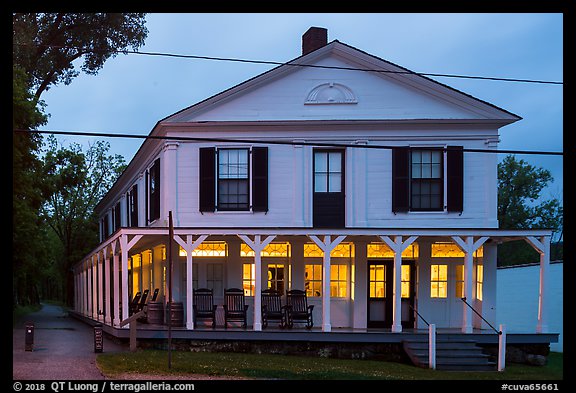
[243,263,255,296]
[303,243,352,258]
[330,265,348,298]
[240,242,289,257]
[267,264,285,293]
[401,265,411,298]
[305,265,322,297]
[455,265,464,298]
[206,263,224,296]
[431,242,484,258]
[430,264,447,298]
[476,265,484,301]
[191,242,227,257]
[131,254,141,295]
[369,264,386,298]
[367,243,419,258]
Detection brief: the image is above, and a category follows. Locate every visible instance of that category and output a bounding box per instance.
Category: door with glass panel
[313,149,344,228]
[367,262,392,328]
[368,261,415,328]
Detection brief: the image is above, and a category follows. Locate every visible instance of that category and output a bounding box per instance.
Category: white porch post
[104,251,112,325]
[452,236,488,333]
[526,236,551,333]
[379,235,418,333]
[87,258,93,318]
[112,243,121,327]
[308,235,346,332]
[238,235,276,331]
[97,253,104,321]
[174,234,208,330]
[92,256,98,319]
[119,234,143,326]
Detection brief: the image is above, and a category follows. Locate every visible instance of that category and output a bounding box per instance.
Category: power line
[14,128,564,156]
[13,43,563,85]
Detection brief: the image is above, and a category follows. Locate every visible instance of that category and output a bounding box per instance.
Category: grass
[97,350,563,380]
[12,303,41,327]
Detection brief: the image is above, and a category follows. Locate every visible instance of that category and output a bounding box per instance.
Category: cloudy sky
[39,13,563,201]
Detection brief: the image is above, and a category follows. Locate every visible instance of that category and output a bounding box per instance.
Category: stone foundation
[480,343,550,366]
[136,338,410,363]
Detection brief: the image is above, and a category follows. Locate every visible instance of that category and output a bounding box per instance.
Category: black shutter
[131,184,139,227]
[251,147,268,212]
[145,170,149,224]
[447,146,464,213]
[199,147,216,212]
[149,158,161,221]
[392,147,410,212]
[114,202,121,230]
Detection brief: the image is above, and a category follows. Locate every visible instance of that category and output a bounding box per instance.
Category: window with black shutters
[392,146,463,213]
[199,146,268,213]
[114,202,121,230]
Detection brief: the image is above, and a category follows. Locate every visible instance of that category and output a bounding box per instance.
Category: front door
[367,260,416,328]
[313,149,345,228]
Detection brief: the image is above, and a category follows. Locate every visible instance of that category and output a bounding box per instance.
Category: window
[314,150,342,193]
[206,263,224,296]
[369,264,386,298]
[330,264,348,298]
[455,265,464,298]
[476,265,483,301]
[218,148,249,210]
[199,147,268,212]
[305,265,322,297]
[401,265,411,298]
[430,264,447,298]
[392,146,463,213]
[243,263,255,296]
[411,149,443,210]
[267,264,285,294]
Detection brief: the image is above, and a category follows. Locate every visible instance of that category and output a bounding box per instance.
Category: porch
[72,227,554,337]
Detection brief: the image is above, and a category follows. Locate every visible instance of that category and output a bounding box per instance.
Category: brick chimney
[302,27,328,55]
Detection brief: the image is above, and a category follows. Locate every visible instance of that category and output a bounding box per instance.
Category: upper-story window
[126,184,138,227]
[199,146,268,213]
[410,149,443,211]
[218,148,249,211]
[392,146,463,213]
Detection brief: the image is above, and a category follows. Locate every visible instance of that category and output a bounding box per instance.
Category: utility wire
[14,128,564,156]
[13,43,563,85]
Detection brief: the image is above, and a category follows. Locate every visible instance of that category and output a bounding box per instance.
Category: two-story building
[72,28,554,344]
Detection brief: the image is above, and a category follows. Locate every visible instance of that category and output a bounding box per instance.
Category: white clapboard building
[73,28,557,350]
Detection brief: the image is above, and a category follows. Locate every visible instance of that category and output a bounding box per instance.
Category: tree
[40,136,126,305]
[497,155,563,265]
[12,13,147,307]
[13,13,148,103]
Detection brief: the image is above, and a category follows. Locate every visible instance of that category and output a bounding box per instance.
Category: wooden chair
[129,291,142,315]
[223,288,249,329]
[193,288,217,328]
[150,288,160,302]
[135,289,150,312]
[261,289,290,329]
[286,289,314,329]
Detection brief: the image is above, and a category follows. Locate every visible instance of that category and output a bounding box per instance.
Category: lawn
[97,350,563,380]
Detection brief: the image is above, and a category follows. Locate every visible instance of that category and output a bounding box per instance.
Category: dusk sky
[39,13,563,202]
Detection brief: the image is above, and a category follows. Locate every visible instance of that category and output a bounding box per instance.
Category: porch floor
[71,311,558,345]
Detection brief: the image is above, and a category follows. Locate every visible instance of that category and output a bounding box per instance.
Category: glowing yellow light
[367,243,419,258]
[191,242,227,257]
[431,242,483,258]
[240,242,289,257]
[303,243,352,258]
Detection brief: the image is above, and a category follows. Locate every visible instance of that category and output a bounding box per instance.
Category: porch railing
[408,304,435,369]
[460,297,506,371]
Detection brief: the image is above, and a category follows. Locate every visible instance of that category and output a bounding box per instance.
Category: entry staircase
[403,338,497,371]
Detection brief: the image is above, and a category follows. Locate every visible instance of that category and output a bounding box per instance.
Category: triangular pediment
[162,41,520,125]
